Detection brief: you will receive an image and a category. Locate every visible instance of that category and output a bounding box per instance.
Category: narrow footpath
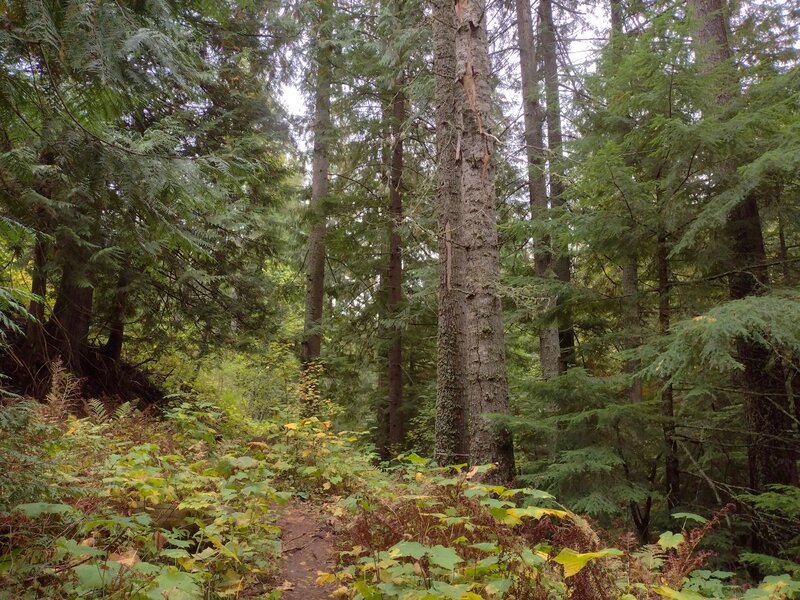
[277,502,338,600]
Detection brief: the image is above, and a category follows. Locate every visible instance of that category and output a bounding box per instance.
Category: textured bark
[387,84,405,450]
[657,235,680,509]
[102,267,130,362]
[301,24,332,370]
[538,0,574,371]
[47,256,94,375]
[689,0,798,491]
[454,0,515,481]
[515,0,559,379]
[434,0,468,465]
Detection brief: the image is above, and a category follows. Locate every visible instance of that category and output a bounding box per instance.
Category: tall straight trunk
[657,234,680,509]
[538,0,574,371]
[26,235,48,360]
[689,0,798,491]
[434,0,468,465]
[102,267,129,362]
[515,0,559,379]
[454,0,515,482]
[386,83,405,450]
[47,257,93,375]
[301,20,332,370]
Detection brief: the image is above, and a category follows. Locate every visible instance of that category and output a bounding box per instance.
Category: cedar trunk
[387,85,405,450]
[301,22,332,370]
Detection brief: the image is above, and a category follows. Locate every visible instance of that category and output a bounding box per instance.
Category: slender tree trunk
[434,0,468,465]
[454,0,515,481]
[622,260,643,403]
[515,0,560,379]
[689,0,798,492]
[387,83,405,450]
[301,19,332,371]
[538,0,574,371]
[657,233,680,509]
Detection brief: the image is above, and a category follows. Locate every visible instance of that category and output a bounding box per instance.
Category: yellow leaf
[284,423,298,430]
[331,586,350,598]
[316,572,336,586]
[415,472,424,482]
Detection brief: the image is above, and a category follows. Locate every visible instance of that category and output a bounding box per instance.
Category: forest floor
[277,501,338,600]
[2,395,794,599]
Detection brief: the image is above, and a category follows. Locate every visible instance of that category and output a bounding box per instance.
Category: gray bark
[434,0,468,465]
[454,0,515,481]
[515,0,560,379]
[538,0,574,372]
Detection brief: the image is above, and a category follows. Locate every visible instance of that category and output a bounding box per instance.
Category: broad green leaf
[485,577,513,597]
[15,502,76,518]
[430,581,472,599]
[671,512,708,524]
[470,542,500,554]
[553,547,623,577]
[658,531,685,550]
[428,545,463,570]
[389,540,428,559]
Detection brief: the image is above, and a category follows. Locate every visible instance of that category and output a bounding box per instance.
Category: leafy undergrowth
[1,386,797,599]
[323,458,799,600]
[0,388,375,599]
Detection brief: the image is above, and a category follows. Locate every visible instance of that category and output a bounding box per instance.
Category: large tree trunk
[515,0,560,379]
[102,266,130,362]
[454,0,515,482]
[688,0,798,492]
[434,0,468,465]
[46,256,94,375]
[538,0,574,372]
[386,83,405,451]
[657,234,680,509]
[301,19,332,371]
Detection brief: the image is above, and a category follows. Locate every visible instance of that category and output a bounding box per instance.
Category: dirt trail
[276,501,337,600]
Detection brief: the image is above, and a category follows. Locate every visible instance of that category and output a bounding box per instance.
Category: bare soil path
[276,501,338,600]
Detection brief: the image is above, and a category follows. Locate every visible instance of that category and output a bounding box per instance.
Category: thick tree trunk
[102,267,130,362]
[301,23,332,371]
[657,234,680,509]
[387,84,405,450]
[454,0,515,482]
[515,0,560,379]
[47,257,93,375]
[434,0,468,465]
[538,0,574,371]
[689,0,798,491]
